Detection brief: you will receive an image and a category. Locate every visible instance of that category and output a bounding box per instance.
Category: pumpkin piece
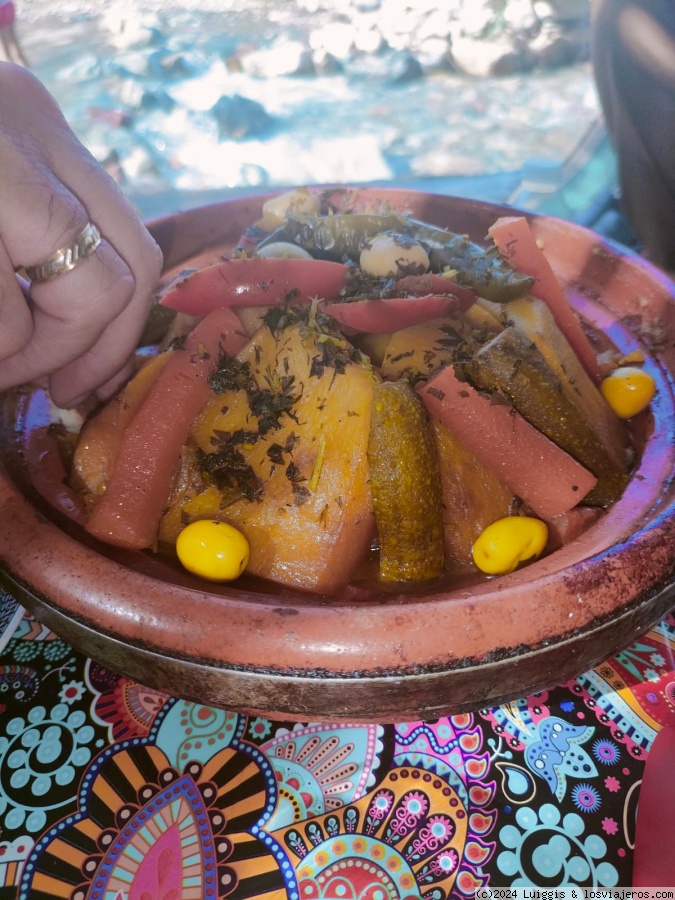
[350,331,392,367]
[236,305,270,336]
[159,479,223,546]
[432,420,515,568]
[181,322,376,594]
[380,316,477,382]
[463,302,503,334]
[157,441,223,545]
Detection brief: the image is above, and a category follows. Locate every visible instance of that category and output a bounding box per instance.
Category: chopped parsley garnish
[310,340,363,379]
[249,374,299,435]
[202,306,361,506]
[209,352,254,394]
[199,442,263,503]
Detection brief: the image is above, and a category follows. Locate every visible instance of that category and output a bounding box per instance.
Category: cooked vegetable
[139,302,179,346]
[71,351,171,503]
[158,455,223,547]
[464,300,503,334]
[379,316,478,383]
[504,296,631,474]
[406,218,536,303]
[69,188,652,593]
[433,419,515,567]
[260,187,322,232]
[488,216,603,384]
[367,380,445,582]
[176,519,250,582]
[322,295,464,334]
[472,516,548,575]
[159,257,350,315]
[170,320,377,594]
[262,212,534,303]
[464,327,629,507]
[545,506,603,550]
[359,232,429,277]
[85,308,248,550]
[600,366,656,418]
[256,241,313,259]
[419,364,597,520]
[260,212,407,261]
[394,273,477,307]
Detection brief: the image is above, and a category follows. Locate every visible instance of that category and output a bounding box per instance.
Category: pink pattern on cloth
[129,827,183,900]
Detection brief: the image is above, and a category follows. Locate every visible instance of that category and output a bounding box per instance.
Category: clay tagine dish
[0,188,674,723]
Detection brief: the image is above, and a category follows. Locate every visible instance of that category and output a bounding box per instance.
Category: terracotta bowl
[1,188,674,723]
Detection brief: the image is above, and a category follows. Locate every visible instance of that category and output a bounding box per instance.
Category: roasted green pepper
[258,213,407,262]
[257,213,535,304]
[406,219,535,303]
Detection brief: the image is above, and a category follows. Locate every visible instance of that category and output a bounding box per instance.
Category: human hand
[0,62,163,408]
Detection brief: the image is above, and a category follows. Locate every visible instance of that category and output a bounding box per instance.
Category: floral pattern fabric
[0,588,672,899]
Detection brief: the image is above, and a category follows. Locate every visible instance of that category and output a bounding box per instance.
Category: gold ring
[23,222,102,284]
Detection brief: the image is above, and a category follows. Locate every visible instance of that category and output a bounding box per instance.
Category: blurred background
[15,0,627,238]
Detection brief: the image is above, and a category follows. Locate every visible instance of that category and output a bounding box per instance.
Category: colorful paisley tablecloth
[0,587,673,900]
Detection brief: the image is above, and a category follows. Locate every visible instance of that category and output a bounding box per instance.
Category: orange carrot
[488,216,603,384]
[86,308,247,550]
[419,364,597,519]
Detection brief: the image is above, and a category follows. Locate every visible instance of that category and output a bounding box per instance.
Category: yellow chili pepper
[600,366,656,419]
[472,516,548,575]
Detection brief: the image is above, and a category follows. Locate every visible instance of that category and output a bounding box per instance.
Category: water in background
[19,2,616,220]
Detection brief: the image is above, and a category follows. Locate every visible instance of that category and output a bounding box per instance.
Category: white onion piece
[256,241,313,260]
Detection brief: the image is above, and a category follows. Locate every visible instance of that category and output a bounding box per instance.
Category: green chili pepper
[406,219,535,303]
[258,213,408,262]
[257,213,535,303]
